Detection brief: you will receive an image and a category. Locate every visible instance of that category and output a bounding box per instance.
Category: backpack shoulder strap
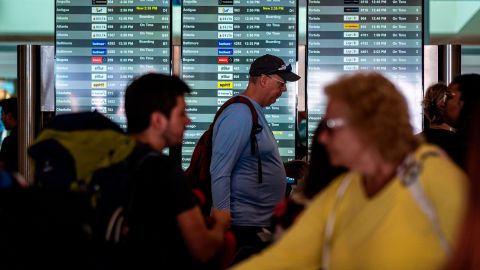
[213,96,263,183]
[397,150,450,255]
[105,150,160,242]
[134,151,161,170]
[213,96,260,128]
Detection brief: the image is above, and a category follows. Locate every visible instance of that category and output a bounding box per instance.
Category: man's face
[444,83,463,127]
[1,111,13,130]
[318,99,367,169]
[163,96,191,147]
[262,74,287,107]
[1,111,6,128]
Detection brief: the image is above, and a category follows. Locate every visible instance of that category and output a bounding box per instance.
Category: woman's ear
[150,111,168,134]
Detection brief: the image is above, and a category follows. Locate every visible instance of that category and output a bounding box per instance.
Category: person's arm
[177,207,230,262]
[210,105,252,211]
[158,156,230,262]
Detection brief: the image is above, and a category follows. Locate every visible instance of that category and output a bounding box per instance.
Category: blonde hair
[325,73,421,163]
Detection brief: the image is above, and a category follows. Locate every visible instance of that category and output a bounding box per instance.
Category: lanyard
[320,151,448,270]
[321,173,353,270]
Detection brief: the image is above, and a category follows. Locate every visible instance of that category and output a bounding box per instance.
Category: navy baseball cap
[249,54,301,82]
[0,98,17,115]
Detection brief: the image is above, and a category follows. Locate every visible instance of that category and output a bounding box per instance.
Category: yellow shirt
[232,145,467,270]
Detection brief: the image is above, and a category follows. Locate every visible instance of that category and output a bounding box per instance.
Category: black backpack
[0,187,96,270]
[89,150,159,269]
[186,96,263,214]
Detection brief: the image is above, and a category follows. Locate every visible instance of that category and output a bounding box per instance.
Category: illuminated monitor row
[306,0,423,148]
[55,0,423,166]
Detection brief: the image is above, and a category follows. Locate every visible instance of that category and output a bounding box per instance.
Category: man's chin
[269,98,279,106]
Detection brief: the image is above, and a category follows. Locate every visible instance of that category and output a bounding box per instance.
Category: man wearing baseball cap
[210,54,300,263]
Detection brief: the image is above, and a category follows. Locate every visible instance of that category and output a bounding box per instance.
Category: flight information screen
[181,0,298,169]
[307,0,423,147]
[55,0,171,129]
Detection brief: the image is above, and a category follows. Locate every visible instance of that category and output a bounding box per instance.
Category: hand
[210,209,231,229]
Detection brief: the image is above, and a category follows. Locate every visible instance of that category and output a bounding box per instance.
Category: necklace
[429,124,456,133]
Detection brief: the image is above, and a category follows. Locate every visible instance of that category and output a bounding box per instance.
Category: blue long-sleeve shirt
[210,96,286,227]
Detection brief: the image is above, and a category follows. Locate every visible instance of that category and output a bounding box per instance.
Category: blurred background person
[443,73,480,167]
[294,111,308,160]
[0,97,18,173]
[232,73,467,270]
[272,123,345,240]
[301,122,346,201]
[445,103,480,270]
[420,82,458,161]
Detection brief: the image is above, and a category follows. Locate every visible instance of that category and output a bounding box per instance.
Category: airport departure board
[181,0,298,169]
[55,0,171,129]
[307,0,423,146]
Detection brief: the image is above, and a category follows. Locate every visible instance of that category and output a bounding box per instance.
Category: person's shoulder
[415,143,456,163]
[130,143,171,169]
[220,102,253,118]
[215,102,254,128]
[416,144,468,188]
[142,152,171,168]
[1,134,13,145]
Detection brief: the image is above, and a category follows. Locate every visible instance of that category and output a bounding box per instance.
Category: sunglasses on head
[442,91,457,103]
[264,64,292,75]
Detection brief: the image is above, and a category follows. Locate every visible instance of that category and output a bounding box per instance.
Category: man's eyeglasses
[319,117,346,134]
[264,64,293,75]
[266,75,286,87]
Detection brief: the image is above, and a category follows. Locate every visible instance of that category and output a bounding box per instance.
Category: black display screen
[55,0,172,130]
[181,0,298,169]
[307,0,423,147]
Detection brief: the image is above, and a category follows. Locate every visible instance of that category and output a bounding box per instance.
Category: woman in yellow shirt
[232,73,467,270]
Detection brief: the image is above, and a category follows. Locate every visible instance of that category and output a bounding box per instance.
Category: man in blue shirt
[210,54,300,262]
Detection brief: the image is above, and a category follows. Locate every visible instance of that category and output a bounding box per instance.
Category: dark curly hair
[422,83,448,125]
[125,73,190,134]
